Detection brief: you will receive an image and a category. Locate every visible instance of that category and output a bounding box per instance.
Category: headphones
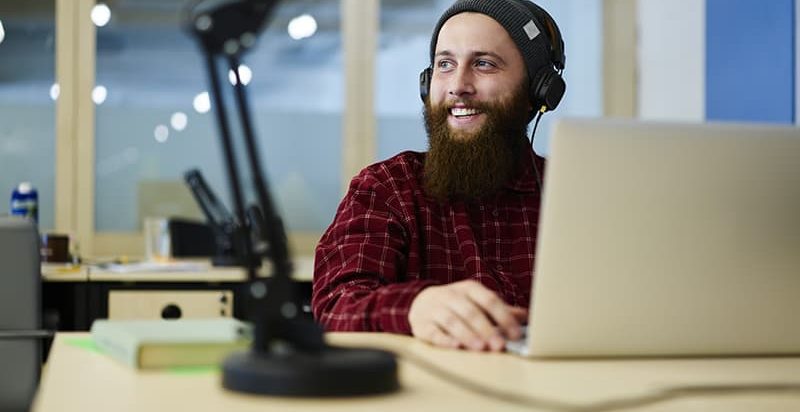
[419,0,566,115]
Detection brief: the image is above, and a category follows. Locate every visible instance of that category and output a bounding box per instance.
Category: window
[0,1,56,230]
[93,0,343,247]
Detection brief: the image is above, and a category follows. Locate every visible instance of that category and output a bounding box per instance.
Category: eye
[475,59,497,69]
[436,59,455,72]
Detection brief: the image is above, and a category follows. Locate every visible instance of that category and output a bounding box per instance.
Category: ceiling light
[288,14,317,40]
[228,64,253,86]
[154,125,169,143]
[91,4,112,27]
[170,112,188,131]
[193,92,211,113]
[50,83,60,101]
[92,85,107,105]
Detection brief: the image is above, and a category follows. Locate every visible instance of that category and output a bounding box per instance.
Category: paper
[99,261,207,274]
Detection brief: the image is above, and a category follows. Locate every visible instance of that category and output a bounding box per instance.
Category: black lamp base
[221,345,399,397]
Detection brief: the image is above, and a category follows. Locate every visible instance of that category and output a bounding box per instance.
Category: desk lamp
[185,168,265,267]
[185,0,398,396]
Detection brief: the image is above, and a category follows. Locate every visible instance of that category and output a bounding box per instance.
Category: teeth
[451,107,480,117]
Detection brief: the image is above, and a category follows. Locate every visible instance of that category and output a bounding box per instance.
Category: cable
[530,106,546,144]
[529,108,545,193]
[394,347,578,411]
[393,347,800,412]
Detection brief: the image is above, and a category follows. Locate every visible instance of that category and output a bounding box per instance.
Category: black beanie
[429,0,563,88]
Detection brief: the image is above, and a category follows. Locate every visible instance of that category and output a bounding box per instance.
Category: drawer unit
[107,290,233,320]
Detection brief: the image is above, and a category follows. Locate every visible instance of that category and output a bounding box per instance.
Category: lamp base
[221,345,399,397]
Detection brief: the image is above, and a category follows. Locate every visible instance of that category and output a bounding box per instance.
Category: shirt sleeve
[311,167,436,334]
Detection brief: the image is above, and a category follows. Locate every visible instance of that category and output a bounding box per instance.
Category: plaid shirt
[312,148,545,334]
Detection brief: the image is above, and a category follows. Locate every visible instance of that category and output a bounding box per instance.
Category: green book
[90,318,252,369]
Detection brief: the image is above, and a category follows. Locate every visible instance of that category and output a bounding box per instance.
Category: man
[313,0,565,352]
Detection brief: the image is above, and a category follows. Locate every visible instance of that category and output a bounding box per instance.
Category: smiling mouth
[449,107,482,119]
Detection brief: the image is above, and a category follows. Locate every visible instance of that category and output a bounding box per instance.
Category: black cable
[529,109,545,194]
[394,347,800,412]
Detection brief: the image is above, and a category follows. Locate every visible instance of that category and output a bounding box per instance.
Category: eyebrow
[434,50,508,65]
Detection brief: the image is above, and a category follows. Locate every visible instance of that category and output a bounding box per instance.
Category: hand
[408,280,527,352]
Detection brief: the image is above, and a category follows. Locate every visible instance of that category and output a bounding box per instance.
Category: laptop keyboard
[504,325,529,356]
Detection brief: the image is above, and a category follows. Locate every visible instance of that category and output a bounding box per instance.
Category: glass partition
[94,0,343,233]
[0,1,56,230]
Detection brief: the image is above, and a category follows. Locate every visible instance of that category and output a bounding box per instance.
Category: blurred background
[0,0,794,258]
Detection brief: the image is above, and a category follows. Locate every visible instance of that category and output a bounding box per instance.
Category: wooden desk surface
[41,264,89,282]
[42,256,314,283]
[87,263,246,282]
[33,332,800,412]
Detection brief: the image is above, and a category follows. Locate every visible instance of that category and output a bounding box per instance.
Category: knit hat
[429,0,564,97]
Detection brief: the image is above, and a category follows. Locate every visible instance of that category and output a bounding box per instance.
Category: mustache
[441,99,491,110]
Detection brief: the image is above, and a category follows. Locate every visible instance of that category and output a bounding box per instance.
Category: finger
[433,308,485,351]
[417,324,458,349]
[429,328,459,349]
[508,306,529,322]
[464,286,523,340]
[484,333,506,352]
[446,295,500,346]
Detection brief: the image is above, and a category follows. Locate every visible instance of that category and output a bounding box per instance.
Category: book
[90,318,252,369]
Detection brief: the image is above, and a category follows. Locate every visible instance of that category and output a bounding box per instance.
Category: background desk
[41,257,314,331]
[34,332,800,412]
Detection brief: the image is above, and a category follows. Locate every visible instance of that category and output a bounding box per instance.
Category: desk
[42,256,315,283]
[41,257,315,330]
[33,332,800,412]
[41,263,89,282]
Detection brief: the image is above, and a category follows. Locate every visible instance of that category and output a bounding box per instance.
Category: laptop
[508,118,800,357]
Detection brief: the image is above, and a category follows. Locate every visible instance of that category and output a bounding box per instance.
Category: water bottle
[10,182,38,223]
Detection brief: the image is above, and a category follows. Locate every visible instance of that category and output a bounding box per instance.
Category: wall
[638,0,795,123]
[637,0,705,121]
[706,0,794,123]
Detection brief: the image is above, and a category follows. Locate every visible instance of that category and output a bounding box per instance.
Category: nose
[448,66,476,98]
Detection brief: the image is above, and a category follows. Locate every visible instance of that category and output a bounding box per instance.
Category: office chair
[0,217,49,412]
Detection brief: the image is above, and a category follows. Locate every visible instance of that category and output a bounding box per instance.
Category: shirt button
[495,264,503,271]
[492,209,499,217]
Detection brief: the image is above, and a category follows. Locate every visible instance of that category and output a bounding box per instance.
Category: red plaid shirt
[312,148,545,334]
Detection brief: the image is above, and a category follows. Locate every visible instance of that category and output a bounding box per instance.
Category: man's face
[429,12,530,139]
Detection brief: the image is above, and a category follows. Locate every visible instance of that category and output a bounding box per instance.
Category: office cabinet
[107,290,234,320]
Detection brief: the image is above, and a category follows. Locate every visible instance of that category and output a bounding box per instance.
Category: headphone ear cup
[531,67,566,112]
[419,67,432,102]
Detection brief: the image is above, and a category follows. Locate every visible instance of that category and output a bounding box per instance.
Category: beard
[422,88,531,201]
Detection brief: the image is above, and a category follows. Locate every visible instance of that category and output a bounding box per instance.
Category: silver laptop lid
[529,118,800,357]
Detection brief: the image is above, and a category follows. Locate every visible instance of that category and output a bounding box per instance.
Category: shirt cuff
[375,280,438,334]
